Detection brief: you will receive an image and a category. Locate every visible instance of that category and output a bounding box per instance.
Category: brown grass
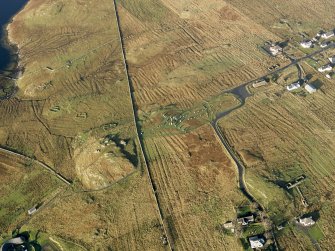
[218,76,335,249]
[2,0,335,250]
[143,125,244,250]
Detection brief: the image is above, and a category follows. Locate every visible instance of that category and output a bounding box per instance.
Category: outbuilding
[326,72,334,79]
[320,41,330,48]
[321,31,335,39]
[223,221,234,229]
[252,80,268,88]
[28,206,37,215]
[305,84,317,94]
[237,215,255,226]
[300,40,313,48]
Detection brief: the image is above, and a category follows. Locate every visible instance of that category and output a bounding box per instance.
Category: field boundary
[0,147,72,185]
[111,1,174,250]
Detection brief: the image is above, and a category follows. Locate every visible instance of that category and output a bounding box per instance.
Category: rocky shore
[0,0,28,99]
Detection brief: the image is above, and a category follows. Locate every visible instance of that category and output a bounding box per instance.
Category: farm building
[299,216,315,227]
[318,65,332,72]
[269,45,282,56]
[300,40,313,48]
[28,206,37,215]
[237,215,255,226]
[321,31,335,39]
[287,82,301,91]
[305,84,317,94]
[320,41,330,48]
[252,80,268,88]
[249,236,265,249]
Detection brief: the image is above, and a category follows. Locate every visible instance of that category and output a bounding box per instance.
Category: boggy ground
[1,0,162,249]
[2,0,335,250]
[1,0,246,250]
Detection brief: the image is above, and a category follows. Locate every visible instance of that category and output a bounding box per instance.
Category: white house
[321,31,335,39]
[300,40,313,48]
[318,64,333,72]
[305,84,317,94]
[249,236,265,249]
[329,57,335,64]
[299,216,315,227]
[287,82,301,91]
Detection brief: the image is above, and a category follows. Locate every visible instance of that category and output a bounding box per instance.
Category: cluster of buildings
[286,80,317,94]
[223,214,255,233]
[263,40,284,57]
[223,212,269,249]
[300,29,334,48]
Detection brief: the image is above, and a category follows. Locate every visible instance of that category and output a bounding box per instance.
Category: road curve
[210,84,260,206]
[210,43,335,205]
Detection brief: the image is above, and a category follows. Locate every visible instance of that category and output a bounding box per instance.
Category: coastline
[6,0,30,73]
[0,0,29,99]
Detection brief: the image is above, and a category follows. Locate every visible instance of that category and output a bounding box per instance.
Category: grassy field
[6,0,138,184]
[227,0,335,38]
[0,150,64,233]
[1,0,159,249]
[143,124,245,250]
[25,172,168,250]
[119,0,286,109]
[218,66,335,249]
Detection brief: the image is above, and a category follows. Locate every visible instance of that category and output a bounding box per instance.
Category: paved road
[211,118,257,203]
[217,42,335,98]
[211,42,335,200]
[210,83,260,206]
[210,44,333,249]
